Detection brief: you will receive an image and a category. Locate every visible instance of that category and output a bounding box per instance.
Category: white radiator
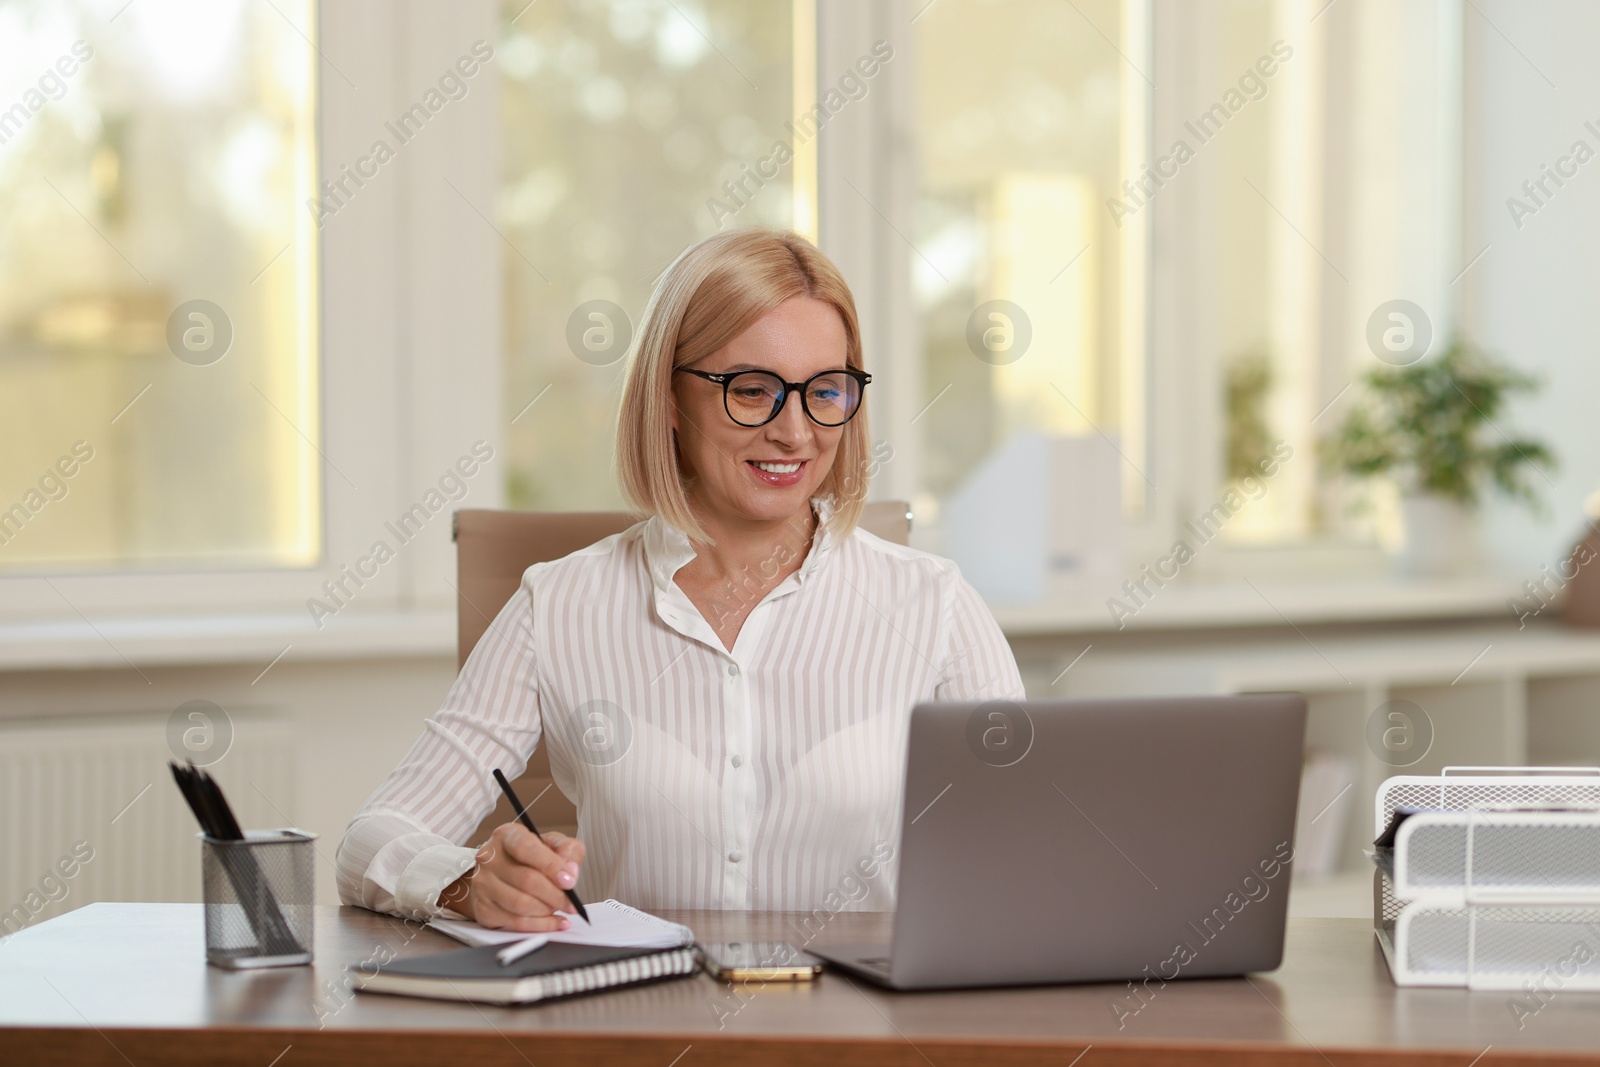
[0,711,296,937]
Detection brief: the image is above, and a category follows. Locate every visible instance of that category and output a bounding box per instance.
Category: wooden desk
[3,903,1599,1066]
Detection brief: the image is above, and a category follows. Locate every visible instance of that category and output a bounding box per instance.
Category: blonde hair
[617,228,871,545]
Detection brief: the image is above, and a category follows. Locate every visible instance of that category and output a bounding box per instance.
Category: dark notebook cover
[353,940,700,1005]
[383,941,670,979]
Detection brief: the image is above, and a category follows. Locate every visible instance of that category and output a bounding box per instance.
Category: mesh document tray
[1372,768,1600,988]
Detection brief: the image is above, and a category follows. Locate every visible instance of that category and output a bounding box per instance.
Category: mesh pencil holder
[200,829,316,969]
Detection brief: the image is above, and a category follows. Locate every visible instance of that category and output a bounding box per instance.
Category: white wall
[0,651,459,923]
[1462,0,1600,574]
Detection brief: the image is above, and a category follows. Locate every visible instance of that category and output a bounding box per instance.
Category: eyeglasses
[675,367,871,428]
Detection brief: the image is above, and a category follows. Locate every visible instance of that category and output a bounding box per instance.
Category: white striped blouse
[335,496,1025,921]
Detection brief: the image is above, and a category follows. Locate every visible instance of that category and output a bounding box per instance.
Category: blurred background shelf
[1012,615,1600,896]
[990,573,1531,635]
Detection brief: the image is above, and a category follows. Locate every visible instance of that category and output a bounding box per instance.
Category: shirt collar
[643,495,840,597]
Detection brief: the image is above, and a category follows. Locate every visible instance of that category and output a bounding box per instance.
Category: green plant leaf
[1321,338,1555,514]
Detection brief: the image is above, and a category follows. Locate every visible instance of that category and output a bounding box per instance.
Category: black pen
[492,768,590,924]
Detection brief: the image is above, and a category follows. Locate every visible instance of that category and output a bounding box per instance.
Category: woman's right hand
[437,823,586,932]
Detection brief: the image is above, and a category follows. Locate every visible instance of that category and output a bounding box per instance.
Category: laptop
[810,694,1307,990]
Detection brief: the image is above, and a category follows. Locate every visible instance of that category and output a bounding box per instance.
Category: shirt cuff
[394,843,479,920]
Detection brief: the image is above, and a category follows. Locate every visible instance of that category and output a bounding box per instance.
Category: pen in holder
[169,761,313,968]
[199,829,315,968]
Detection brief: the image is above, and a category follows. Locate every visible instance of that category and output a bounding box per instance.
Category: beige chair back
[453,500,911,845]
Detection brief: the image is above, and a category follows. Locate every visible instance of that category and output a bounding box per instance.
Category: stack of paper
[430,898,694,957]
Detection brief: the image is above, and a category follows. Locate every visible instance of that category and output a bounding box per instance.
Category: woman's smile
[746,458,808,487]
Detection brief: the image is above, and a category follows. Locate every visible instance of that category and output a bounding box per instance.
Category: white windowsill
[0,574,1538,671]
[0,609,458,673]
[991,573,1532,637]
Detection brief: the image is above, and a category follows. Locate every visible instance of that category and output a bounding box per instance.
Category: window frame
[826,0,1464,580]
[2,0,1467,632]
[0,0,504,625]
[816,0,1173,567]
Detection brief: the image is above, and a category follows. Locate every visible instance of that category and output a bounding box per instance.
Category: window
[910,0,1147,519]
[491,0,1162,592]
[498,0,810,512]
[0,0,321,572]
[1,1,1475,627]
[896,0,1465,586]
[1172,0,1462,554]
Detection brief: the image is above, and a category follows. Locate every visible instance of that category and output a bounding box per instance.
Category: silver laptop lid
[890,694,1306,988]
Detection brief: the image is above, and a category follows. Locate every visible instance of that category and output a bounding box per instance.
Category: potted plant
[1323,340,1556,576]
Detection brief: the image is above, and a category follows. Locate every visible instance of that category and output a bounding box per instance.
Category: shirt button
[727,663,739,676]
[731,754,743,768]
[728,850,743,863]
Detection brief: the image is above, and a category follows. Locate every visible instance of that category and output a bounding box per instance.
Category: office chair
[453,500,912,846]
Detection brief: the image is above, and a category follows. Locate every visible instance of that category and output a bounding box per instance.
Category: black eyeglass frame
[675,366,872,428]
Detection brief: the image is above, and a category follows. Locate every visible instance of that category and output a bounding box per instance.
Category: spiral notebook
[352,940,699,1005]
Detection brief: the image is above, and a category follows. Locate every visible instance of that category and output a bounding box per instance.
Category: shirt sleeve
[335,574,545,921]
[932,564,1027,702]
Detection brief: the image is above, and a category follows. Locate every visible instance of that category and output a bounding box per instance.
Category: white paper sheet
[430,898,693,953]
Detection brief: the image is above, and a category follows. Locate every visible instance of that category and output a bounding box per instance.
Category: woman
[335,228,1024,931]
